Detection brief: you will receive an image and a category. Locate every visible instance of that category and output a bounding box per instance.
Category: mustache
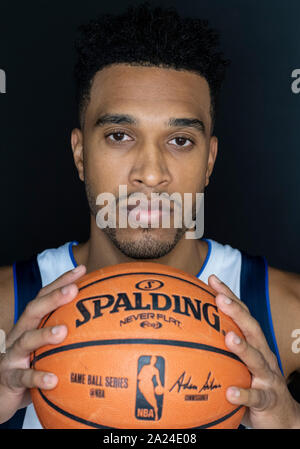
[117,192,182,211]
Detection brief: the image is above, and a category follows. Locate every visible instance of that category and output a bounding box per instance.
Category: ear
[71,128,84,182]
[205,135,218,187]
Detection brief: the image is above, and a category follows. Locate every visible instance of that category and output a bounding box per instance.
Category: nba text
[0,69,6,94]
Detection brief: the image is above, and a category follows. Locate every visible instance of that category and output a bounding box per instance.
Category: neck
[73,216,208,278]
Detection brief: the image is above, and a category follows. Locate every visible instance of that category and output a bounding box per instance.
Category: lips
[127,202,162,224]
[126,202,163,213]
[117,200,171,226]
[136,207,162,222]
[119,198,172,211]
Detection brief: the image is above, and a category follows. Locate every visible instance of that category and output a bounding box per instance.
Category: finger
[226,386,276,411]
[9,324,68,361]
[38,264,86,298]
[1,368,58,391]
[225,330,274,381]
[7,266,85,344]
[216,293,276,367]
[208,274,249,312]
[22,284,78,329]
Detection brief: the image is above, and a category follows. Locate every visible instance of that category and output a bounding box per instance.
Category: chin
[104,227,185,259]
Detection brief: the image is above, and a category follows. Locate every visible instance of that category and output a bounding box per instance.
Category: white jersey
[22,238,242,429]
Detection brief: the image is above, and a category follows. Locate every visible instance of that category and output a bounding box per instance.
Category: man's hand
[208,274,300,429]
[0,264,86,424]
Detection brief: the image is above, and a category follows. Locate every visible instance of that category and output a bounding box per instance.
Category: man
[0,3,299,429]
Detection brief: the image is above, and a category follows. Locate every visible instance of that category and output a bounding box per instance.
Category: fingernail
[61,285,73,295]
[72,265,84,274]
[213,275,222,284]
[51,325,64,335]
[43,373,57,386]
[232,332,241,345]
[222,294,232,305]
[228,387,240,398]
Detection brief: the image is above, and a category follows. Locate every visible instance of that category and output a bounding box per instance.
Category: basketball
[154,385,164,396]
[30,262,251,429]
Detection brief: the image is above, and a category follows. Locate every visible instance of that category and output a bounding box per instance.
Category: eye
[169,136,194,148]
[105,131,133,143]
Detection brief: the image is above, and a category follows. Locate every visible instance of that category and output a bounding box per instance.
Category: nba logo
[135,355,165,421]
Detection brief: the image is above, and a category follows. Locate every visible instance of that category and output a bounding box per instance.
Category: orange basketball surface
[30,262,251,429]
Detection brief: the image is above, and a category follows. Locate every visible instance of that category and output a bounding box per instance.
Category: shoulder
[268,266,300,378]
[0,240,78,337]
[0,265,15,335]
[268,266,300,315]
[269,266,300,297]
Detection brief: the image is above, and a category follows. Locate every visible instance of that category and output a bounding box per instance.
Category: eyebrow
[95,114,136,127]
[168,117,205,134]
[94,113,205,134]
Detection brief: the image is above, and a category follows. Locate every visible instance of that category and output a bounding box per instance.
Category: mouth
[134,207,162,224]
[120,200,174,226]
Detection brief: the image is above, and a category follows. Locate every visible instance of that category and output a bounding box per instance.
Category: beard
[101,226,186,259]
[85,179,197,260]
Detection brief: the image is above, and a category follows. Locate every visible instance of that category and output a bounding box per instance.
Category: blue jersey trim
[196,238,212,278]
[68,241,79,268]
[263,256,284,375]
[13,262,18,325]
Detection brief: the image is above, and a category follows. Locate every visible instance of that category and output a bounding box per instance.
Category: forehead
[85,64,211,128]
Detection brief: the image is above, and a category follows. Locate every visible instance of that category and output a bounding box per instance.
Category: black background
[0,0,299,410]
[0,0,299,272]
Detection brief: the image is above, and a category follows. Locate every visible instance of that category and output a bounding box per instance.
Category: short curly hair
[74,2,230,132]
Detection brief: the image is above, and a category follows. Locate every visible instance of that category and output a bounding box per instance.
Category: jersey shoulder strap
[240,251,283,375]
[13,255,42,324]
[0,256,42,429]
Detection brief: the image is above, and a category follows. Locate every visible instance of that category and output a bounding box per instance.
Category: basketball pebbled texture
[30,262,251,429]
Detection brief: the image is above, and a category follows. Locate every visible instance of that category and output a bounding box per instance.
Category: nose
[128,141,172,189]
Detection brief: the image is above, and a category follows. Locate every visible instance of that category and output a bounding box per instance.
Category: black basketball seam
[37,389,111,429]
[78,271,215,298]
[36,388,243,429]
[32,338,244,365]
[39,309,56,329]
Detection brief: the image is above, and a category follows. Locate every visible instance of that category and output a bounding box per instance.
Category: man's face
[72,64,217,259]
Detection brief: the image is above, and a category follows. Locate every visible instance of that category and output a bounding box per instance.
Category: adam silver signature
[169,370,221,394]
